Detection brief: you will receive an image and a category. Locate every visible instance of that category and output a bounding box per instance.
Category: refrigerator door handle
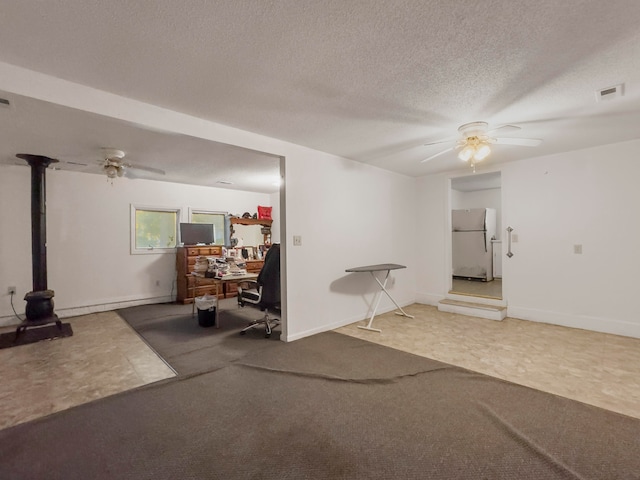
[506,227,514,258]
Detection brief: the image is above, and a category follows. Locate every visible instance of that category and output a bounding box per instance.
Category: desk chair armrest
[239,280,259,289]
[237,282,262,307]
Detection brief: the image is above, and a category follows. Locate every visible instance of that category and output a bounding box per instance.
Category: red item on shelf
[257,205,272,220]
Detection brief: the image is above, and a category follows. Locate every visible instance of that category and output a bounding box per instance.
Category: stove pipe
[16,154,59,321]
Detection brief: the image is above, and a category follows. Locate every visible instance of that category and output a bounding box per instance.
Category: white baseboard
[414,292,445,306]
[0,295,174,327]
[284,302,414,342]
[416,291,640,339]
[507,306,640,339]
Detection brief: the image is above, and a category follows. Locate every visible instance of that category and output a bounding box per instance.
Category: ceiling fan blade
[125,163,166,175]
[62,160,89,166]
[420,147,454,163]
[492,137,542,147]
[423,136,457,147]
[486,124,521,136]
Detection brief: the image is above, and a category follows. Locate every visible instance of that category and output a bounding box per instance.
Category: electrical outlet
[155,280,160,287]
[8,286,16,295]
[293,235,302,246]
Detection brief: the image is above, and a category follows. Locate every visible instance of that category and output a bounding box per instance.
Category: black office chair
[237,243,280,338]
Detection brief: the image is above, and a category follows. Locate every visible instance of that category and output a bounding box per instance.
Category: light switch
[573,244,582,254]
[293,235,302,246]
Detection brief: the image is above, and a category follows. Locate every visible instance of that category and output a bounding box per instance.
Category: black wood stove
[15,154,65,337]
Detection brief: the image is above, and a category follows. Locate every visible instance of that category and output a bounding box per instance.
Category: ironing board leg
[357,270,414,332]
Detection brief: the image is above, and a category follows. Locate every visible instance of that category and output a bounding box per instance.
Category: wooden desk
[345,263,414,333]
[189,273,259,326]
[176,245,264,303]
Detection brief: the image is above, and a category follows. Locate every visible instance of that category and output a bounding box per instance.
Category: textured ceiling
[0,0,639,182]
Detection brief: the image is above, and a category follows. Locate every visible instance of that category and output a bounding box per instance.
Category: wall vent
[0,97,11,108]
[595,83,624,102]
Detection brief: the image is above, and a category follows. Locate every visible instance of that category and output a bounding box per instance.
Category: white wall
[416,139,640,339]
[0,62,418,341]
[284,154,417,340]
[0,166,273,323]
[501,139,640,338]
[5,62,638,340]
[269,190,281,243]
[414,173,449,305]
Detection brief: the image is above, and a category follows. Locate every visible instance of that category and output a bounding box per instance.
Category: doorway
[449,171,502,300]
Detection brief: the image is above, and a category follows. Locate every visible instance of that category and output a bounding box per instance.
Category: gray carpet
[0,305,639,479]
[118,299,283,375]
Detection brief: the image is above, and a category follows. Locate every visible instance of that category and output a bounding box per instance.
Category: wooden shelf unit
[230,218,272,226]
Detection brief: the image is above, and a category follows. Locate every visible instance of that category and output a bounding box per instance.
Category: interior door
[449,172,502,299]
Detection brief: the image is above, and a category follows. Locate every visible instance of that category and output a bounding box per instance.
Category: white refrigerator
[452,208,497,281]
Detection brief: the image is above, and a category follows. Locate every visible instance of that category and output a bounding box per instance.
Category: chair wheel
[239,331,246,336]
[265,333,271,338]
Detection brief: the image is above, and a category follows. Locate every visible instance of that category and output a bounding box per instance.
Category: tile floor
[336,303,640,419]
[0,311,175,430]
[1,303,638,433]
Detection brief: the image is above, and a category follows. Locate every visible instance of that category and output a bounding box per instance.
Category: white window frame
[130,204,182,255]
[187,207,228,246]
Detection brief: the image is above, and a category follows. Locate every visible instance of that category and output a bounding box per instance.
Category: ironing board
[345,263,414,332]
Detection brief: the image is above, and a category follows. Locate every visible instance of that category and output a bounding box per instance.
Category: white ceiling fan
[100,148,166,180]
[421,121,542,168]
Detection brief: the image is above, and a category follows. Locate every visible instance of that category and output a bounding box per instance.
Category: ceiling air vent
[0,97,11,108]
[595,83,624,102]
[215,180,233,185]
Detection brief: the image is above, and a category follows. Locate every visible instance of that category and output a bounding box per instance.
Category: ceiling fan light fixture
[474,143,491,161]
[105,165,118,178]
[458,145,475,162]
[422,121,540,167]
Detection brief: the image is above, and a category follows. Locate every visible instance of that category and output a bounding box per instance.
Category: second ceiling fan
[101,148,166,180]
[421,121,542,167]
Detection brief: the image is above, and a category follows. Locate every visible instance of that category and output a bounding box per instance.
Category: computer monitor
[179,223,214,245]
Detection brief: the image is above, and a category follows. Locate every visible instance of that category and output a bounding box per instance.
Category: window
[131,205,180,254]
[190,210,226,245]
